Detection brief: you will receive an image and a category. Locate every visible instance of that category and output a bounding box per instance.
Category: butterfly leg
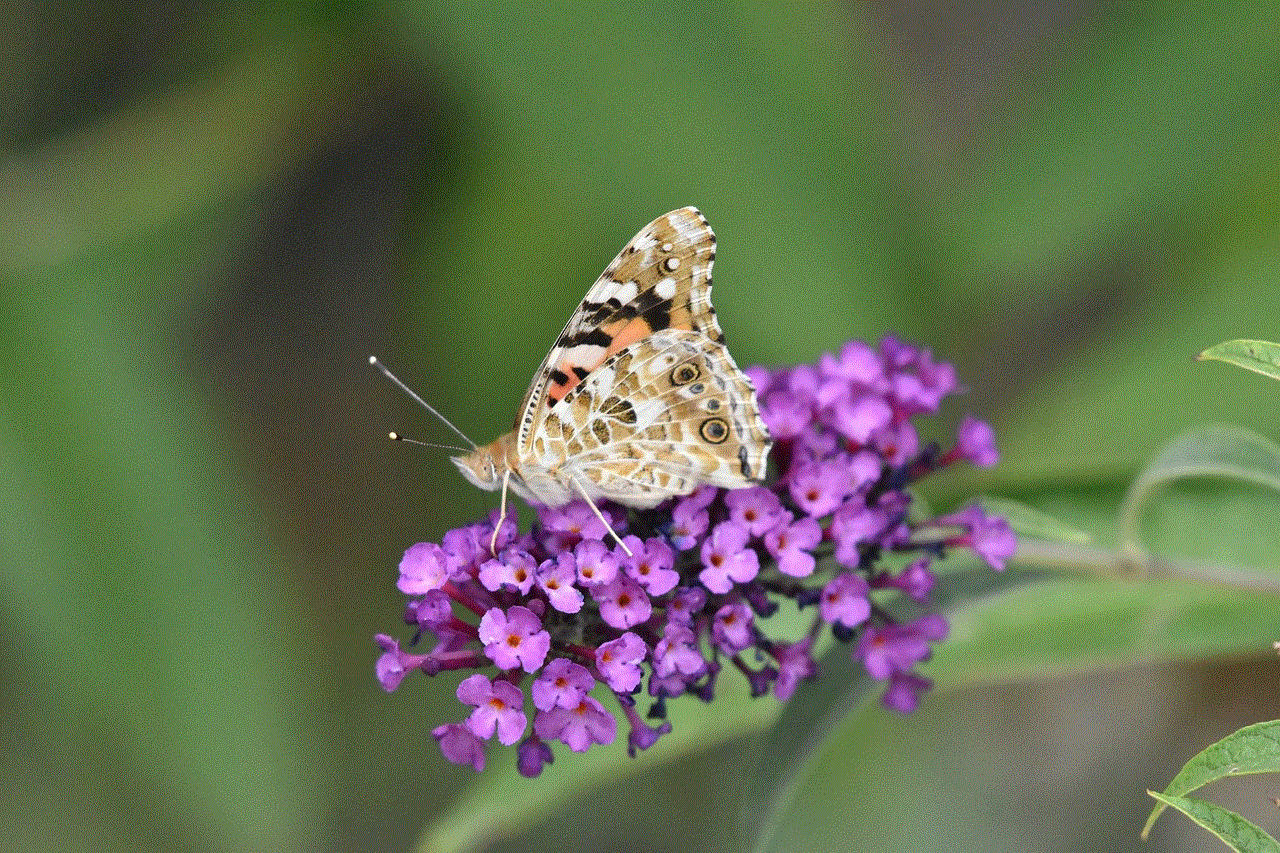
[571,477,633,557]
[489,470,511,555]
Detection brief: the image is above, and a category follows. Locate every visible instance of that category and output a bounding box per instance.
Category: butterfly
[450,207,773,552]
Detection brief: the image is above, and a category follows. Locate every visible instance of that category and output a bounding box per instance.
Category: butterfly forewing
[515,207,720,456]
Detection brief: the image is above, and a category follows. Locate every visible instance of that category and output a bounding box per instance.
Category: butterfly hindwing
[546,328,771,508]
[515,207,720,455]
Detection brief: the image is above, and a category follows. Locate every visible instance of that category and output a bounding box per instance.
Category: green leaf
[740,565,1041,853]
[1145,792,1280,853]
[1198,339,1280,382]
[741,649,876,853]
[935,576,1280,686]
[1142,720,1280,839]
[417,678,783,853]
[1118,425,1280,586]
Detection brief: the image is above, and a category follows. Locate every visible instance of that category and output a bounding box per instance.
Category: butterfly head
[452,449,499,491]
[451,436,512,493]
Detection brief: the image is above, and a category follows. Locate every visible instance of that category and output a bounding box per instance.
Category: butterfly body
[452,207,771,513]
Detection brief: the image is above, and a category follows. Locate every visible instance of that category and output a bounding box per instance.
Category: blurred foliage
[1,3,1279,852]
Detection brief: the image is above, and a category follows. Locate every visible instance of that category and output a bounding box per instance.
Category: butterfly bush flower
[375,336,1015,774]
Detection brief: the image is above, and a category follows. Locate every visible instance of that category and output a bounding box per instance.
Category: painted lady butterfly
[451,207,772,548]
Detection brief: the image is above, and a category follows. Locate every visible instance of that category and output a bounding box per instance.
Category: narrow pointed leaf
[1142,719,1280,838]
[1145,791,1280,852]
[1198,339,1280,382]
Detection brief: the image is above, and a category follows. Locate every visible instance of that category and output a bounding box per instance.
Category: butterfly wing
[514,207,722,456]
[542,327,772,508]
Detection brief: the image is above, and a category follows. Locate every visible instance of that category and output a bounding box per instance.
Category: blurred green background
[3,3,1280,852]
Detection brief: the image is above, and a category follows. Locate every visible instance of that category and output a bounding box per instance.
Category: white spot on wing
[612,280,639,305]
[585,365,616,394]
[562,343,605,367]
[631,231,659,254]
[631,398,666,428]
[655,277,677,300]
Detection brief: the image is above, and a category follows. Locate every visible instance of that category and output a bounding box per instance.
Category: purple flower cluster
[375,336,1016,775]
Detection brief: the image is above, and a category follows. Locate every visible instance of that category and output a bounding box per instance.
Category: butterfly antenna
[387,432,470,454]
[368,356,478,450]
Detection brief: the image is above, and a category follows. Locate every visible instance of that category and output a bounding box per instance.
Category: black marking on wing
[599,396,637,424]
[567,326,613,348]
[582,303,617,327]
[557,289,673,348]
[712,307,726,343]
[641,300,671,332]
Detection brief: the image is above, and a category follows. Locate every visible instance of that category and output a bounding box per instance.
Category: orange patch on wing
[545,363,583,402]
[544,316,660,404]
[601,316,656,359]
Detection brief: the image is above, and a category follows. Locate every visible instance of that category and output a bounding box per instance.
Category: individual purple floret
[764,514,822,578]
[620,535,680,596]
[857,614,949,681]
[534,553,584,614]
[397,542,452,595]
[477,606,550,673]
[533,695,616,752]
[820,573,872,629]
[935,505,1017,571]
[376,336,1016,774]
[725,486,785,537]
[432,723,486,773]
[457,674,527,745]
[595,632,647,693]
[531,658,596,711]
[699,521,761,593]
[670,486,715,549]
[593,575,652,630]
